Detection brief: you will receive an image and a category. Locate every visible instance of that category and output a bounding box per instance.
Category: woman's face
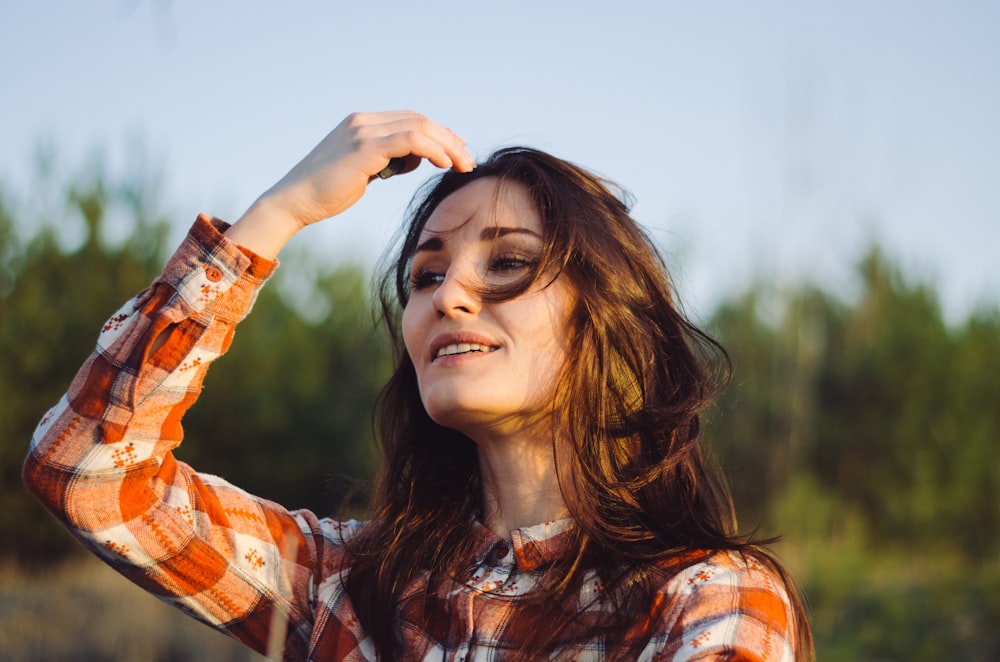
[401,177,575,441]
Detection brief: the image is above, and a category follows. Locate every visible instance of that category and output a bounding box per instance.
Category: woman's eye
[410,269,444,290]
[490,254,538,273]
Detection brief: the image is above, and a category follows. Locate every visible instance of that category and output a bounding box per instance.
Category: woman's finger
[356,113,474,173]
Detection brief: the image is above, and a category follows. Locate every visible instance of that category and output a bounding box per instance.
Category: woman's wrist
[225,196,305,260]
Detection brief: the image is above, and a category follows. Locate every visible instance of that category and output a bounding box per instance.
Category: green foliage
[3,155,998,658]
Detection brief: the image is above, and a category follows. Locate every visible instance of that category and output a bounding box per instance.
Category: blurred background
[2,1,997,659]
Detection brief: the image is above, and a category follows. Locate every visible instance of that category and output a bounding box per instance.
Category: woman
[24,111,812,660]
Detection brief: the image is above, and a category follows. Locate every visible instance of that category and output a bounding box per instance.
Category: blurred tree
[705,283,833,530]
[949,308,1000,557]
[812,248,1000,559]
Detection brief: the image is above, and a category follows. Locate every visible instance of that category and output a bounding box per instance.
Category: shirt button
[488,542,510,565]
[205,266,223,282]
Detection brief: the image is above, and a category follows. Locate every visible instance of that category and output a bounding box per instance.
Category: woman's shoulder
[647,548,798,660]
[657,548,789,593]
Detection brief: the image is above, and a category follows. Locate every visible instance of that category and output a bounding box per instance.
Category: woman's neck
[475,435,569,539]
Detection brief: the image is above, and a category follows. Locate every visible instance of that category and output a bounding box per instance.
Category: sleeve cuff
[158,214,280,324]
[188,213,279,282]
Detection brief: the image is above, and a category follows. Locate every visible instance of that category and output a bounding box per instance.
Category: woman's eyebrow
[414,227,541,255]
[414,236,444,254]
[480,226,542,241]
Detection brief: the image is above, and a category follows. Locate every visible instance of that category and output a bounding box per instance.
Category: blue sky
[3,1,997,320]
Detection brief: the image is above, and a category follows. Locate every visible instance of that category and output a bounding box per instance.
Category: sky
[2,0,998,321]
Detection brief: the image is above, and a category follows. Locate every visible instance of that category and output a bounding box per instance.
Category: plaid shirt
[24,215,798,661]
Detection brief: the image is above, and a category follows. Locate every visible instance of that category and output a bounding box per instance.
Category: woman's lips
[429,332,500,362]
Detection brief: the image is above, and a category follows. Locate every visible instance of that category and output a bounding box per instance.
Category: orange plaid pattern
[24,215,798,660]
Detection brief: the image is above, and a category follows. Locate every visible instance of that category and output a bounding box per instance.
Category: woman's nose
[432,269,482,317]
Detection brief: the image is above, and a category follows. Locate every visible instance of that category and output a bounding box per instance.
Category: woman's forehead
[420,177,541,238]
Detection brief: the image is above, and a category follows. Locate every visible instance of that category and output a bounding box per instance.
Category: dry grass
[0,555,267,661]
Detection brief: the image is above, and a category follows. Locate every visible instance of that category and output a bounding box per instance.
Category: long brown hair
[345,147,813,659]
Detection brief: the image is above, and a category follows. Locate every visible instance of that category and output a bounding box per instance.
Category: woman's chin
[424,399,492,432]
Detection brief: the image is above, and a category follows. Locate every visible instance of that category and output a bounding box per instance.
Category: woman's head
[378,147,733,552]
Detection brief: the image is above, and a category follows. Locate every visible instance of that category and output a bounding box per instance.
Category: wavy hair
[344,147,813,659]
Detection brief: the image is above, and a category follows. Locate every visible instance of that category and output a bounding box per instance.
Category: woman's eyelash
[410,268,443,290]
[490,254,539,272]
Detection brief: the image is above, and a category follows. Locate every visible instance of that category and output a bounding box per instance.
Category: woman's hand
[226,111,474,258]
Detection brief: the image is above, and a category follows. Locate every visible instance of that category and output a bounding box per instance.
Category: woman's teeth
[437,343,494,358]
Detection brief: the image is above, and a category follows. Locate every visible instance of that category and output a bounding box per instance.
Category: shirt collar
[471,518,576,573]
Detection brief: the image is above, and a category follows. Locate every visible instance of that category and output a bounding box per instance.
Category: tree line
[2,162,997,659]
